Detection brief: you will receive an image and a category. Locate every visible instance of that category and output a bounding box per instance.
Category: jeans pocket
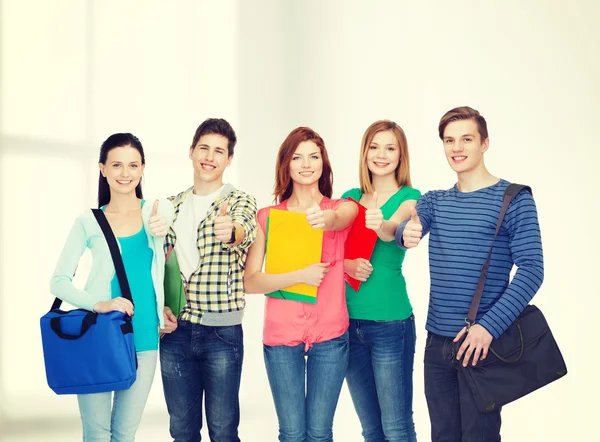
[213,325,241,346]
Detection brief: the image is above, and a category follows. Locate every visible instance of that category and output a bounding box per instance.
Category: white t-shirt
[174,185,224,280]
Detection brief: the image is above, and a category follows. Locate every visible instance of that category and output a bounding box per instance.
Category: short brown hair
[359,120,412,194]
[273,127,333,203]
[438,106,488,141]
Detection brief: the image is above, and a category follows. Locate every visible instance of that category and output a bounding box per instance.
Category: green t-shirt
[342,186,422,321]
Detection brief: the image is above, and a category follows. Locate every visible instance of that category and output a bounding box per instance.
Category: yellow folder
[265,209,324,303]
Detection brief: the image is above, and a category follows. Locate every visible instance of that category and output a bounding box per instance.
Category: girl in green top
[342,120,421,442]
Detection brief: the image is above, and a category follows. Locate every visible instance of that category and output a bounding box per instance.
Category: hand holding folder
[265,209,324,304]
[344,197,378,291]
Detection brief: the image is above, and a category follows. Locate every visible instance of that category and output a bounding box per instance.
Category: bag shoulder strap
[465,183,532,325]
[91,209,134,304]
[50,209,134,310]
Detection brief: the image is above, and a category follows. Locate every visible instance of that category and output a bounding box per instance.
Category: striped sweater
[396,179,544,339]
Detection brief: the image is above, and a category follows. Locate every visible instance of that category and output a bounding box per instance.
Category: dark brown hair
[438,106,488,141]
[273,127,333,203]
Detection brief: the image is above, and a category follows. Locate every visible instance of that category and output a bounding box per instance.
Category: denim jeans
[424,332,502,442]
[345,316,417,442]
[77,350,157,442]
[263,330,349,442]
[160,321,244,442]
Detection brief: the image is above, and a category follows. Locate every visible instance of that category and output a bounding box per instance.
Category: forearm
[244,269,305,294]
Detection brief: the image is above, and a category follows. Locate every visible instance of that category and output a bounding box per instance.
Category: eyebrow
[197,143,226,150]
[293,151,320,156]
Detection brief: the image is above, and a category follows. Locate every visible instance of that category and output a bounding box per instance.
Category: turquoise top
[111,223,159,352]
[50,198,174,329]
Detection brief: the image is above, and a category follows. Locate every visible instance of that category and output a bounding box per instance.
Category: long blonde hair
[359,120,412,194]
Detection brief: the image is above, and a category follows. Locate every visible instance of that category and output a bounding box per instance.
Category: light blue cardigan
[49,199,174,328]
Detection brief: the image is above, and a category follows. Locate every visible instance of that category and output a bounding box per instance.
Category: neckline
[117,226,145,240]
[452,178,504,195]
[356,186,406,210]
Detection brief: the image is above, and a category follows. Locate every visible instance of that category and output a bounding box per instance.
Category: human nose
[452,141,463,152]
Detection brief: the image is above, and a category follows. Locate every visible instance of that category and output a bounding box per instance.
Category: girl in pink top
[245,127,357,442]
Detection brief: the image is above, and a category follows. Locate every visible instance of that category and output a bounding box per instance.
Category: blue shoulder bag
[40,209,137,395]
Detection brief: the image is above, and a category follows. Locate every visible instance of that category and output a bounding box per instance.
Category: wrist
[226,225,237,245]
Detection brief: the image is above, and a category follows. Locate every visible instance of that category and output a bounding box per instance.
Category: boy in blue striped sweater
[396,106,544,442]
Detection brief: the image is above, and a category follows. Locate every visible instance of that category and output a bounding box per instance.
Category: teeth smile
[201,164,216,170]
[453,156,467,161]
[299,172,313,176]
[116,180,132,184]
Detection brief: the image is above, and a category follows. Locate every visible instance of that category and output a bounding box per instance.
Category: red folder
[344,197,378,291]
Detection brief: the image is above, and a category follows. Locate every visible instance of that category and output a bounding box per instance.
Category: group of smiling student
[50,105,544,442]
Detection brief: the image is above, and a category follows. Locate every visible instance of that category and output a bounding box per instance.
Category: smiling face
[366,130,401,178]
[98,145,144,197]
[442,118,489,174]
[189,133,232,185]
[289,140,323,186]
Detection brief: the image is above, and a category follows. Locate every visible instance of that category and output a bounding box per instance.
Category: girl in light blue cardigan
[50,133,176,442]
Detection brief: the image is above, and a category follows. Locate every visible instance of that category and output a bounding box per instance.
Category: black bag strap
[465,183,532,326]
[51,209,134,310]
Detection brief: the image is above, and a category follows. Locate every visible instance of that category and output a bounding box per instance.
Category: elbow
[243,274,259,294]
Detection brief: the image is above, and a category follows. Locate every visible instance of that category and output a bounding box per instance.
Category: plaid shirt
[165,184,257,325]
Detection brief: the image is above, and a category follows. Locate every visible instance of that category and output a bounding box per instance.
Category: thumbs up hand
[149,200,168,237]
[365,191,384,232]
[402,207,423,248]
[214,201,234,243]
[306,188,326,229]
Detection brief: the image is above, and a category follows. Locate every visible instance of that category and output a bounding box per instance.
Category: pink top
[257,197,351,349]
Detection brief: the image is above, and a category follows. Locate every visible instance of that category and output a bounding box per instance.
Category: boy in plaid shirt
[160,118,257,442]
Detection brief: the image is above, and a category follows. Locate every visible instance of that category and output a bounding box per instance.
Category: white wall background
[0,0,597,440]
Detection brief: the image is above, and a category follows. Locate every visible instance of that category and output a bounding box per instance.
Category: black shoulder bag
[457,184,567,413]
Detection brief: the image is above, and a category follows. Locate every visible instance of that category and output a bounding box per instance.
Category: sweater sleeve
[395,191,433,250]
[478,191,545,339]
[49,216,97,311]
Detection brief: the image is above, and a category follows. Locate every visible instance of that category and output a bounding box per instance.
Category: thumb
[310,188,320,207]
[410,207,421,224]
[152,200,159,216]
[219,201,228,216]
[370,191,378,210]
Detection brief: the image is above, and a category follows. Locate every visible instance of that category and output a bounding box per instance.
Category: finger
[152,200,159,216]
[372,191,378,210]
[481,345,489,360]
[358,259,372,267]
[410,207,421,224]
[471,347,482,366]
[462,346,474,367]
[219,202,228,216]
[456,339,469,360]
[318,262,331,268]
[453,326,467,342]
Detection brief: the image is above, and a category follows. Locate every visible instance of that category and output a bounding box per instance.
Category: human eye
[464,137,472,143]
[311,155,320,160]
[369,145,377,150]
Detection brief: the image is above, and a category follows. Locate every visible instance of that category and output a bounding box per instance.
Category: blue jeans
[77,350,157,442]
[263,330,349,442]
[345,317,417,442]
[160,321,244,442]
[424,332,502,442]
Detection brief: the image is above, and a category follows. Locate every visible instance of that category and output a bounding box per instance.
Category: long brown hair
[273,127,333,203]
[359,120,412,194]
